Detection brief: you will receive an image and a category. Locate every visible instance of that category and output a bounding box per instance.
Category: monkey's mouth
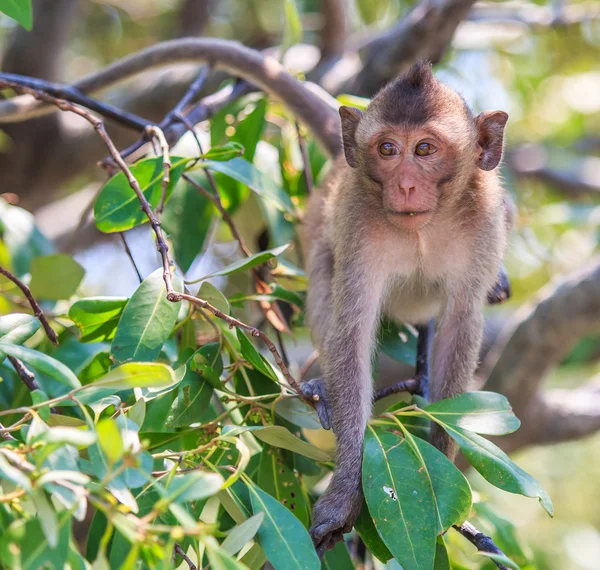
[388,210,432,217]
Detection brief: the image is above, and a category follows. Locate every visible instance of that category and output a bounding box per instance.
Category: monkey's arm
[429,293,485,458]
[308,249,385,553]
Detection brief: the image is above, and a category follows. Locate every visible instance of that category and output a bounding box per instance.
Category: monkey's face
[364,124,457,230]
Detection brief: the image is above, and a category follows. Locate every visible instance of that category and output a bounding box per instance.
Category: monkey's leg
[487,265,511,305]
[374,320,434,402]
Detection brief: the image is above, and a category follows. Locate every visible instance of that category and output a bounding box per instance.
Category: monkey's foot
[374,377,423,401]
[487,272,511,305]
[310,487,363,557]
[301,377,333,430]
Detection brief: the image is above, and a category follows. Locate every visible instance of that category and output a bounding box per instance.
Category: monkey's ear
[475,111,508,171]
[339,106,363,168]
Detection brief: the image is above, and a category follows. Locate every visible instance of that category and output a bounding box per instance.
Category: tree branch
[0,39,341,157]
[454,522,509,570]
[0,265,59,345]
[481,258,600,419]
[338,0,477,96]
[7,357,38,391]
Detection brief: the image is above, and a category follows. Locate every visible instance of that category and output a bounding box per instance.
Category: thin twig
[163,66,211,125]
[174,543,197,570]
[0,80,304,397]
[182,174,252,256]
[145,126,171,213]
[0,423,17,442]
[0,265,59,345]
[374,379,421,401]
[7,357,38,391]
[118,233,143,283]
[453,521,509,570]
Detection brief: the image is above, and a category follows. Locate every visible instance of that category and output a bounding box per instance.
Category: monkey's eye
[379,142,399,156]
[415,142,437,156]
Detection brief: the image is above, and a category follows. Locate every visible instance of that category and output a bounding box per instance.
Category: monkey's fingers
[301,377,333,430]
[487,269,511,305]
[312,525,345,557]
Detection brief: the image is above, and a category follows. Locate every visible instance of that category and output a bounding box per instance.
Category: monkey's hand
[487,269,511,305]
[310,483,363,556]
[301,377,333,431]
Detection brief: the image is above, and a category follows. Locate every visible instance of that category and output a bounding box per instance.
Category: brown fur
[302,62,510,550]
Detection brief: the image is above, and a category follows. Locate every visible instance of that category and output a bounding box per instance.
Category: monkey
[300,62,511,554]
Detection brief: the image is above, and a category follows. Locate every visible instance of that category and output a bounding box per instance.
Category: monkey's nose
[399,185,417,199]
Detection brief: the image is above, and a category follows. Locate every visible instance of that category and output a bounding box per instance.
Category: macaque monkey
[301,62,511,553]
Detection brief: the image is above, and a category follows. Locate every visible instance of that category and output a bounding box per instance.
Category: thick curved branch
[0,39,341,157]
[481,258,600,419]
[338,0,477,96]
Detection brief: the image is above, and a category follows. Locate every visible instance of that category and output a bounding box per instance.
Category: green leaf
[29,254,85,300]
[111,268,182,364]
[198,281,230,314]
[230,284,304,310]
[31,489,59,548]
[336,94,371,111]
[354,501,392,563]
[0,342,81,389]
[282,0,303,56]
[189,342,223,389]
[165,356,214,428]
[236,329,278,382]
[436,423,553,516]
[258,446,309,527]
[166,471,224,503]
[0,0,32,29]
[68,297,128,343]
[479,552,521,570]
[362,427,471,570]
[0,452,31,490]
[423,392,521,436]
[0,314,40,359]
[205,538,251,570]
[379,320,418,366]
[162,174,215,272]
[78,351,112,384]
[247,482,319,570]
[321,541,354,570]
[274,397,322,430]
[223,425,331,462]
[96,418,124,464]
[221,513,264,555]
[0,198,53,277]
[201,142,245,161]
[94,156,189,233]
[195,158,295,214]
[81,362,176,395]
[188,244,289,283]
[0,511,71,570]
[37,427,96,448]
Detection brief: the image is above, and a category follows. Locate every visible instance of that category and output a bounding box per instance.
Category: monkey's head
[339,62,508,230]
